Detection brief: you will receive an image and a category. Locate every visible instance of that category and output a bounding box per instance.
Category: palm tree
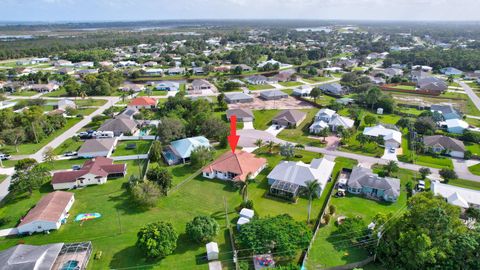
[254,139,264,149]
[304,180,320,224]
[356,133,368,149]
[145,88,153,97]
[384,160,399,176]
[318,128,329,142]
[266,141,275,154]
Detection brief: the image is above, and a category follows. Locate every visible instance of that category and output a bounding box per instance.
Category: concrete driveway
[381,148,398,161]
[265,124,285,136]
[243,121,254,130]
[237,129,285,148]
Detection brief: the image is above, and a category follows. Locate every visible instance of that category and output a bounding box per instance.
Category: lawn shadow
[108,190,150,215]
[110,245,155,270]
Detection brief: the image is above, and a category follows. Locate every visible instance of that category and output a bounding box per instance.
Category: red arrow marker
[227,115,240,153]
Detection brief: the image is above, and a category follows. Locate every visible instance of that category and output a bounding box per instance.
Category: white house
[309,109,354,133]
[17,191,74,234]
[292,85,313,96]
[444,119,469,134]
[363,124,402,148]
[57,98,76,111]
[431,181,480,209]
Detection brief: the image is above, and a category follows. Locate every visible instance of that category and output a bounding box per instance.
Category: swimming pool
[162,150,178,165]
[61,260,79,270]
[139,130,147,136]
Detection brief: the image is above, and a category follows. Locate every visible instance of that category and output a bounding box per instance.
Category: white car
[0,153,11,160]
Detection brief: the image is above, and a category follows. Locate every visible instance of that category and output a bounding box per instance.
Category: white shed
[239,208,254,219]
[206,242,219,261]
[377,108,384,115]
[237,217,250,230]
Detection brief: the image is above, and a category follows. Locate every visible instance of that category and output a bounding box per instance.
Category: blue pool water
[164,150,177,162]
[61,260,79,270]
[139,130,147,136]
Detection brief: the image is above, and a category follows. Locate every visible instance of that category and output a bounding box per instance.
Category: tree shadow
[110,245,155,270]
[108,190,150,215]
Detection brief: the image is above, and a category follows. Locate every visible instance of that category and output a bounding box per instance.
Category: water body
[295,27,332,33]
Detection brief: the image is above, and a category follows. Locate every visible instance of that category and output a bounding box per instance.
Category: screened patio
[269,180,300,201]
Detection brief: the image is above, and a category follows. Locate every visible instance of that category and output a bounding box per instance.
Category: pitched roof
[423,135,465,152]
[170,136,210,159]
[267,158,335,189]
[19,191,74,226]
[191,79,211,87]
[52,157,126,184]
[226,108,254,119]
[0,243,64,270]
[202,150,266,181]
[348,166,400,197]
[363,124,402,144]
[128,97,157,106]
[432,181,480,208]
[273,110,307,124]
[225,92,253,101]
[78,138,117,155]
[98,118,137,133]
[260,90,288,98]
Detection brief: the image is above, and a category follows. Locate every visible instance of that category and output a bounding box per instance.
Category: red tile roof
[52,157,126,184]
[19,191,74,226]
[202,150,267,181]
[128,97,157,106]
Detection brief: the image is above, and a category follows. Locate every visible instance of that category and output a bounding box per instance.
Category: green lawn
[466,98,480,116]
[396,107,423,116]
[0,175,7,184]
[449,178,480,191]
[468,164,480,176]
[42,88,67,97]
[310,76,333,82]
[306,167,413,269]
[112,140,152,157]
[11,91,38,97]
[390,85,416,91]
[277,109,326,147]
[0,118,81,155]
[54,138,84,155]
[45,158,89,171]
[247,84,273,91]
[75,99,108,107]
[137,90,168,97]
[0,147,345,269]
[253,109,280,130]
[400,138,454,169]
[466,142,480,156]
[339,131,384,158]
[278,81,303,87]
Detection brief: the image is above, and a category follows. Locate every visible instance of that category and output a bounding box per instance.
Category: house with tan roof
[272,110,307,128]
[17,191,74,234]
[77,138,117,158]
[202,150,267,182]
[52,157,127,190]
[98,117,138,136]
[127,97,157,110]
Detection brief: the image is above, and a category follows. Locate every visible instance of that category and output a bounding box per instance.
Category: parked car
[72,165,82,170]
[0,153,11,160]
[388,148,395,153]
[64,151,78,157]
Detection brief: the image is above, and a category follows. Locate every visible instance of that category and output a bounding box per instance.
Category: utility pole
[224,196,239,270]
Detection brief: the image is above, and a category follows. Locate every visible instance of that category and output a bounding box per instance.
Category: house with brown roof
[202,150,267,182]
[272,110,307,128]
[127,97,157,110]
[17,191,74,234]
[52,157,127,190]
[98,117,138,136]
[226,108,254,122]
[77,138,117,158]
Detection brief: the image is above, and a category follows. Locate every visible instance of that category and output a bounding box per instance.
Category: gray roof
[430,104,458,115]
[78,138,116,154]
[417,77,447,91]
[0,243,64,270]
[226,108,254,119]
[225,92,253,101]
[98,118,137,133]
[260,90,288,98]
[191,79,211,88]
[348,166,400,197]
[319,83,344,95]
[423,135,465,152]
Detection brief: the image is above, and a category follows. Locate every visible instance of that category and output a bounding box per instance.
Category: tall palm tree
[304,180,320,224]
[146,88,153,97]
[384,160,399,176]
[266,141,275,154]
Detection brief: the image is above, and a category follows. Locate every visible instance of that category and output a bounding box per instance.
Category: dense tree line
[64,49,114,63]
[0,106,67,152]
[63,71,124,96]
[387,48,480,71]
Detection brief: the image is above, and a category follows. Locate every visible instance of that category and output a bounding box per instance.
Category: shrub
[136,221,178,258]
[329,204,336,215]
[323,213,331,224]
[186,216,220,243]
[0,217,11,227]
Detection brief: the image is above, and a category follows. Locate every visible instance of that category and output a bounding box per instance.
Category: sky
[0,0,479,22]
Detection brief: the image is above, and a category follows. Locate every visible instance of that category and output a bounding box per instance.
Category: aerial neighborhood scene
[1,1,480,269]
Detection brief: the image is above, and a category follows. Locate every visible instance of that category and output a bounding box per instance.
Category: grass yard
[54,138,84,155]
[466,142,480,156]
[311,76,334,82]
[247,84,273,91]
[253,109,280,130]
[396,107,424,116]
[11,91,38,97]
[449,178,480,191]
[277,109,327,147]
[0,118,81,155]
[339,130,384,157]
[42,88,68,97]
[112,140,152,157]
[278,81,303,87]
[306,167,413,269]
[0,175,7,184]
[45,158,89,171]
[137,90,168,97]
[468,164,480,176]
[466,98,480,116]
[75,99,108,107]
[400,138,454,169]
